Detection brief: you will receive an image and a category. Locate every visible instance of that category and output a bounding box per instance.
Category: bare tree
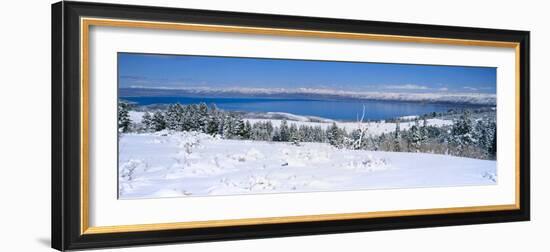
[353,105,368,150]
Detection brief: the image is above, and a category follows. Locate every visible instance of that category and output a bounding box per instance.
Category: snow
[119,131,496,199]
[259,112,334,122]
[129,111,144,124]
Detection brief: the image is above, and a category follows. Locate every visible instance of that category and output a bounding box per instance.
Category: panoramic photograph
[117,52,497,199]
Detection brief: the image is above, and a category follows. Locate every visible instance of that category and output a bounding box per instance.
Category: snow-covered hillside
[118,131,496,199]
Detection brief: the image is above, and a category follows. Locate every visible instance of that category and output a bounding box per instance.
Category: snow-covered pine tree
[197,103,209,133]
[222,114,234,138]
[265,121,274,139]
[258,122,271,141]
[141,111,153,132]
[249,122,259,140]
[206,114,220,135]
[187,104,201,131]
[165,103,185,131]
[272,126,281,141]
[289,123,299,143]
[407,119,422,152]
[298,125,312,142]
[117,101,132,133]
[312,126,325,143]
[232,117,246,139]
[206,104,221,136]
[473,119,489,157]
[473,117,497,159]
[243,121,252,139]
[279,119,290,142]
[250,122,263,140]
[420,117,429,151]
[422,117,428,136]
[488,121,497,159]
[151,111,166,131]
[450,110,474,155]
[327,122,344,148]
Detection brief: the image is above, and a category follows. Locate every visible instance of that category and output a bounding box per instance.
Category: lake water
[121,96,480,121]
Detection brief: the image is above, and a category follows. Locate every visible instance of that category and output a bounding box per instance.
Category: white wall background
[0,0,546,251]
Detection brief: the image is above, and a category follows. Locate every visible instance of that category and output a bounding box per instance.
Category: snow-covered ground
[246,111,335,123]
[119,131,496,199]
[129,111,145,124]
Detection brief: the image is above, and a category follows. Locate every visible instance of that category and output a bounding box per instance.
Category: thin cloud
[120,75,149,80]
[385,84,429,90]
[463,86,479,91]
[120,75,203,88]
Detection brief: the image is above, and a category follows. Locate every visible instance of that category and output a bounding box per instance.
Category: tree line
[118,101,496,160]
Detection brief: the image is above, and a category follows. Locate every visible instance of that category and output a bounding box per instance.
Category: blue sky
[118,53,496,93]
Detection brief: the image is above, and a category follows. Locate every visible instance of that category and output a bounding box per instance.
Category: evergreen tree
[265,121,274,139]
[327,122,344,148]
[474,119,489,157]
[197,103,209,132]
[289,123,299,142]
[473,117,497,159]
[206,104,221,135]
[408,120,422,152]
[299,125,312,142]
[141,111,153,131]
[489,122,497,159]
[222,114,234,138]
[419,117,429,151]
[206,114,220,135]
[377,133,387,151]
[272,126,281,141]
[187,104,201,131]
[279,119,290,142]
[151,111,166,131]
[118,101,131,133]
[312,126,325,143]
[165,103,185,131]
[451,111,474,155]
[243,121,252,139]
[232,117,246,138]
[217,115,226,136]
[422,117,429,135]
[256,122,272,141]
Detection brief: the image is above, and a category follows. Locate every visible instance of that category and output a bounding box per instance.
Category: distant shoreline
[119,87,496,106]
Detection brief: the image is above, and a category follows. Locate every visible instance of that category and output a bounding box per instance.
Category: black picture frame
[52,1,530,251]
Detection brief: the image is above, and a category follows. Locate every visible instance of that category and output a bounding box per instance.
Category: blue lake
[121,96,481,121]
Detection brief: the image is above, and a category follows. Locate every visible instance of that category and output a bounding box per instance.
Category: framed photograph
[52,1,530,250]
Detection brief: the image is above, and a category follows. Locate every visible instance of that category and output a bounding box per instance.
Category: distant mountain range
[119,87,496,106]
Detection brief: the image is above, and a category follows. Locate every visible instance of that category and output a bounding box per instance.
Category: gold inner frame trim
[80,17,521,235]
